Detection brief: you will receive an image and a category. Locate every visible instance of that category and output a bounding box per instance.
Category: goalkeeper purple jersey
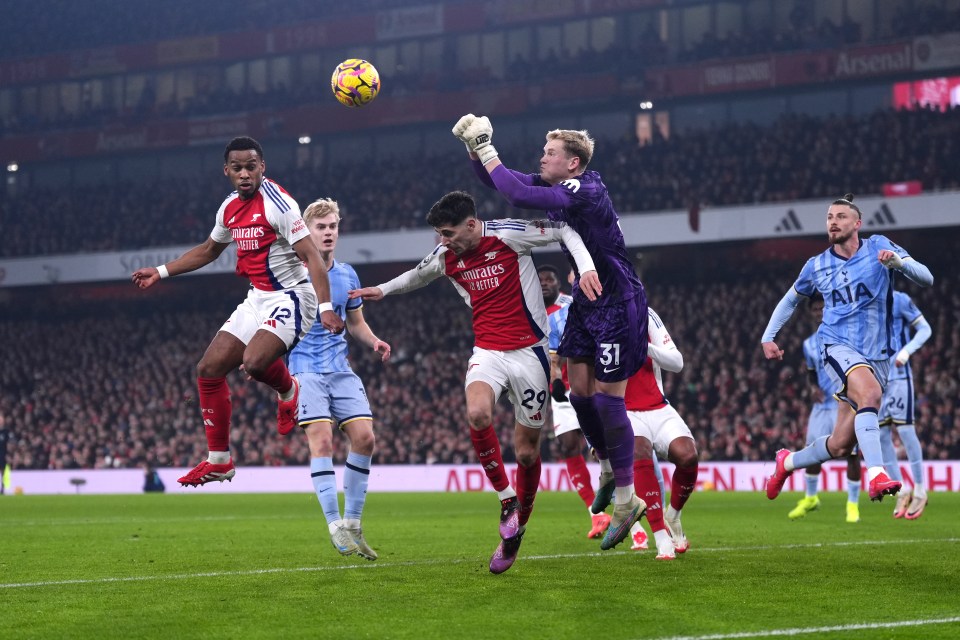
[474,161,644,308]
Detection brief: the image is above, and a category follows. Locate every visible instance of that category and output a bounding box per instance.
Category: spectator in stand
[0,244,956,473]
[5,108,960,258]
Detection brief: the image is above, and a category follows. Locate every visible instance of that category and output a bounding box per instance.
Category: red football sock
[469,425,510,492]
[197,376,231,452]
[252,358,294,395]
[516,456,542,527]
[564,455,596,508]
[671,464,699,511]
[634,458,665,532]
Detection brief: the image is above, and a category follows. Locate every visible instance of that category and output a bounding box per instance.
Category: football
[330,59,381,108]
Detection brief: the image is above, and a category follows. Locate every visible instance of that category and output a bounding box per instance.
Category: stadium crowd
[2,3,954,138]
[1,240,956,471]
[0,0,420,58]
[9,0,955,62]
[3,106,960,259]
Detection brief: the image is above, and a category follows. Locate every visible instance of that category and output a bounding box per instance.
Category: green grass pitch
[2,491,959,639]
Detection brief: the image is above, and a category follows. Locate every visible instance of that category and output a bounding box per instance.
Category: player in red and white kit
[132,136,344,487]
[625,308,699,559]
[349,191,602,574]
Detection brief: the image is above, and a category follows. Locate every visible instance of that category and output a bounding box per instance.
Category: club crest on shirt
[417,254,435,271]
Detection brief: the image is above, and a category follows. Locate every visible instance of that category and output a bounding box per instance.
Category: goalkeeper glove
[451,114,476,153]
[461,116,498,165]
[550,379,568,403]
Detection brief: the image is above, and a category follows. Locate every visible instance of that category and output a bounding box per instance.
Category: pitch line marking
[11,514,310,527]
[1,537,957,590]
[654,616,960,639]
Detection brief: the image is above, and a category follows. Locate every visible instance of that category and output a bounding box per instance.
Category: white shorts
[221,283,317,350]
[627,404,693,461]
[550,396,581,437]
[465,342,550,428]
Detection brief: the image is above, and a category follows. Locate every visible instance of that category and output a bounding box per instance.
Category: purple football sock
[594,392,634,488]
[569,393,608,459]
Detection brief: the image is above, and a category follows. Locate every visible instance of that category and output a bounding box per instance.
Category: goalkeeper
[454,114,651,551]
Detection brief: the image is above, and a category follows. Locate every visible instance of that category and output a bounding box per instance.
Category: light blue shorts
[294,370,372,429]
[879,377,915,426]
[823,344,890,410]
[806,400,838,445]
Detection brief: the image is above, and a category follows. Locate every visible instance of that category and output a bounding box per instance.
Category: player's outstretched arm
[294,237,344,335]
[131,238,229,289]
[366,254,445,299]
[878,250,934,287]
[455,114,541,190]
[760,288,804,359]
[345,308,392,363]
[487,164,569,210]
[347,286,384,301]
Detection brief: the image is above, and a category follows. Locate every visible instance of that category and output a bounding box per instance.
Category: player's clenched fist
[461,116,498,165]
[452,113,476,140]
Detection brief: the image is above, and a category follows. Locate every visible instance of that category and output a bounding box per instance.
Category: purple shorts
[557,293,648,383]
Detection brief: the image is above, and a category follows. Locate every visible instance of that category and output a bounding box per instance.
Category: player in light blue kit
[455,115,649,550]
[288,198,391,560]
[761,194,933,504]
[879,290,933,520]
[787,294,862,523]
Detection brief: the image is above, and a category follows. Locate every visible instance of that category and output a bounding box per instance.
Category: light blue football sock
[805,473,819,498]
[897,425,925,492]
[790,435,832,469]
[343,452,371,521]
[847,478,861,503]
[310,457,341,525]
[878,427,902,481]
[853,408,883,468]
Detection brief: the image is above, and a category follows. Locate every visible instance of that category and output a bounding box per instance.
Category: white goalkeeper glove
[461,116,498,165]
[452,114,476,153]
[895,347,910,366]
[880,252,904,269]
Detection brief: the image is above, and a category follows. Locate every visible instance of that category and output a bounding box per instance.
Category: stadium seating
[1,242,955,470]
[3,106,959,258]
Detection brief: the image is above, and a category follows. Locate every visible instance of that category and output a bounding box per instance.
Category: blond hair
[302,197,341,223]
[546,129,595,169]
